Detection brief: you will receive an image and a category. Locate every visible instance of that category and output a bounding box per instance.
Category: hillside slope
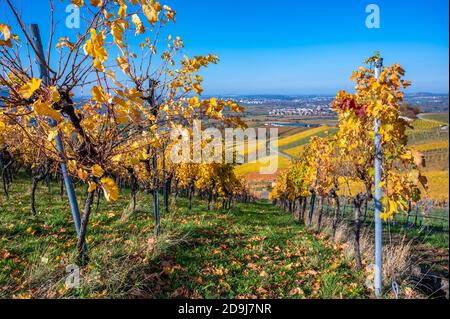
[0,178,364,298]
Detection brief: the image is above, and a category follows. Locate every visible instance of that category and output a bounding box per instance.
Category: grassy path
[0,177,365,298]
[136,200,364,298]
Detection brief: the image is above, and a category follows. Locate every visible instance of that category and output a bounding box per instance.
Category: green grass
[0,176,365,299]
[143,201,364,299]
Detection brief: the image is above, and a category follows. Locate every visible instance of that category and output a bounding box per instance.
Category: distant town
[268,105,334,116]
[1,90,448,115]
[215,93,449,116]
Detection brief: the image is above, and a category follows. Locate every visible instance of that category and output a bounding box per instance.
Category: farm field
[410,119,444,131]
[419,112,449,124]
[282,127,338,157]
[235,155,291,176]
[334,168,449,203]
[0,177,364,299]
[422,170,449,202]
[234,125,336,176]
[407,115,449,201]
[237,113,449,203]
[275,126,336,151]
[412,140,449,152]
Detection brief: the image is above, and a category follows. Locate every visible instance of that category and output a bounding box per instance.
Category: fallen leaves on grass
[169,287,191,298]
[26,227,36,235]
[212,267,229,277]
[0,249,11,259]
[256,287,268,297]
[247,262,258,270]
[289,287,304,296]
[296,269,318,278]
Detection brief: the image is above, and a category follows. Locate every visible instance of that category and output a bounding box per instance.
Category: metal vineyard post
[373,57,384,297]
[29,24,82,237]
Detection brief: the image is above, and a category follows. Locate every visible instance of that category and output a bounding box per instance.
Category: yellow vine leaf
[68,160,77,173]
[193,83,203,95]
[47,129,58,142]
[19,78,41,99]
[71,0,84,6]
[129,106,142,124]
[100,177,119,202]
[111,154,122,163]
[50,86,61,103]
[115,107,129,125]
[91,85,108,103]
[188,96,200,108]
[400,152,413,162]
[153,2,162,11]
[131,14,145,35]
[88,181,97,193]
[116,56,130,74]
[91,164,105,178]
[230,102,242,112]
[90,0,102,7]
[142,3,159,25]
[32,99,63,122]
[111,20,127,48]
[118,3,127,18]
[0,23,12,47]
[56,37,75,50]
[77,168,88,181]
[84,29,108,72]
[163,5,176,22]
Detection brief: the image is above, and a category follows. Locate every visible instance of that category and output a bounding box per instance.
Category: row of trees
[0,0,251,263]
[271,54,428,270]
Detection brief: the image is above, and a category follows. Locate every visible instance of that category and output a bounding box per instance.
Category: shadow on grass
[123,201,295,298]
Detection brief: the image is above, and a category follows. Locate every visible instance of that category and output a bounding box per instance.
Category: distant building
[268,106,334,117]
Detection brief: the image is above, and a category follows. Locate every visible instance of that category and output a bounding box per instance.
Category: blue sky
[170,0,449,94]
[3,0,449,95]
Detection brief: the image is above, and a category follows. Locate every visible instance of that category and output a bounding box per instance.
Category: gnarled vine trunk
[317,196,325,232]
[77,191,95,264]
[353,193,365,270]
[330,189,340,241]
